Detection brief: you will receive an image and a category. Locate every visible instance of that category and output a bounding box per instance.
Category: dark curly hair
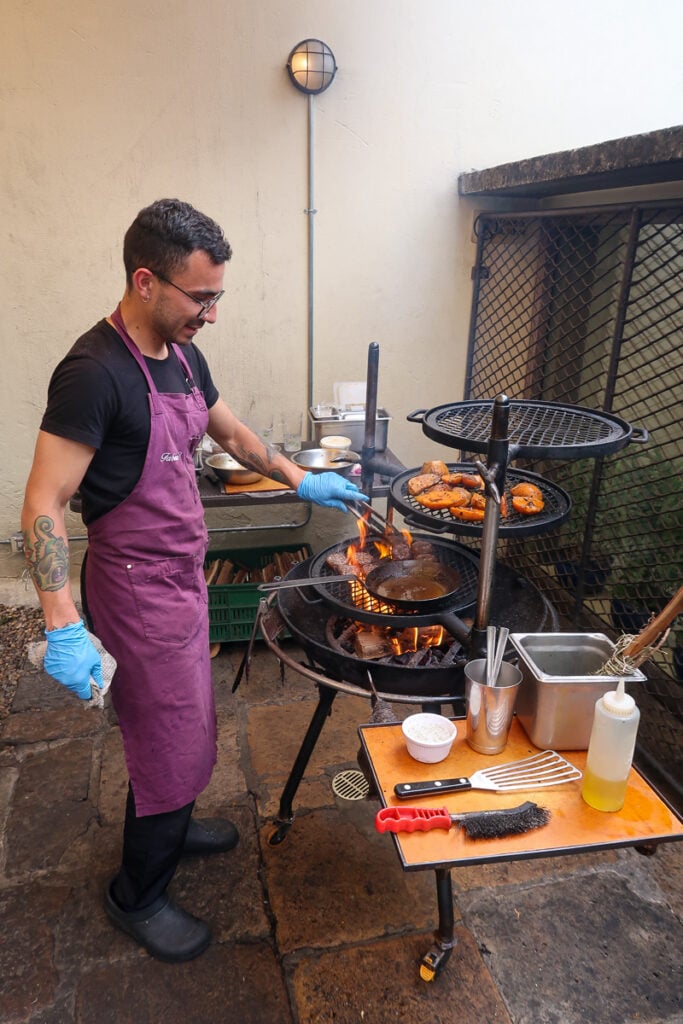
[123,198,233,285]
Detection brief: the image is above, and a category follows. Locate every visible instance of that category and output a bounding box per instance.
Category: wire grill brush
[376,800,550,840]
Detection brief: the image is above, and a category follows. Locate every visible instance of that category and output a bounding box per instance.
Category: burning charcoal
[353,631,396,660]
[442,641,464,665]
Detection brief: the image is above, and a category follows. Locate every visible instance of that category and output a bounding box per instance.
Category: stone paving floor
[1,630,682,1024]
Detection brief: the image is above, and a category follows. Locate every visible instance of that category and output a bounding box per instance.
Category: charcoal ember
[353,630,395,660]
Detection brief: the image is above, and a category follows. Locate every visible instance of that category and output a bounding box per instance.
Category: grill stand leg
[419,868,457,982]
[269,683,338,846]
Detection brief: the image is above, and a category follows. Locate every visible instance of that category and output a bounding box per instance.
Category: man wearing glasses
[21,198,365,962]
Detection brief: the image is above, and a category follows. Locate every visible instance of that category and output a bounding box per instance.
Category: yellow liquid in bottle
[581,766,628,812]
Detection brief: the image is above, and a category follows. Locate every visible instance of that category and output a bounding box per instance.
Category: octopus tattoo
[23,516,70,592]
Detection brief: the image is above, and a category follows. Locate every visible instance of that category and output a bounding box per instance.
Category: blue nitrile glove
[297,472,369,512]
[44,620,104,700]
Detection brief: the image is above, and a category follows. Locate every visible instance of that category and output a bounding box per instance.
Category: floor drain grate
[331,769,370,801]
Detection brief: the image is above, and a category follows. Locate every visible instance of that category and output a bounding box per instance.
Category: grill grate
[422,401,632,457]
[465,201,683,811]
[389,464,571,538]
[308,535,481,624]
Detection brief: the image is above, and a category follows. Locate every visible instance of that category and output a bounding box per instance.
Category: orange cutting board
[222,477,292,495]
[359,718,683,869]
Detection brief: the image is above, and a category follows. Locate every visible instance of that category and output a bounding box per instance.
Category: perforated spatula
[394,750,581,798]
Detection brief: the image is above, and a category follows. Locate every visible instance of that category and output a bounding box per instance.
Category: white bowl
[402,713,457,764]
[320,435,352,450]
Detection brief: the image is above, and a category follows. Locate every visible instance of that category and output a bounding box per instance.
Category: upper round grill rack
[411,400,638,459]
[389,464,572,538]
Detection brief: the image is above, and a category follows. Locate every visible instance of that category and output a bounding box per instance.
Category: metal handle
[394,778,472,798]
[403,513,452,534]
[258,574,355,592]
[406,409,427,422]
[629,426,649,444]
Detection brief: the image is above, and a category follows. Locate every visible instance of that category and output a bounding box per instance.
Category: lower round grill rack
[388,464,571,538]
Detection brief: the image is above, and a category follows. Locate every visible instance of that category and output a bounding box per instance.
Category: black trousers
[111,784,194,912]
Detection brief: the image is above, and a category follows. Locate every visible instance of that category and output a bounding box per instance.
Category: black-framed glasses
[153,272,224,318]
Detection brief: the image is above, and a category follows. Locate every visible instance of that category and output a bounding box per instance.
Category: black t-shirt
[40,319,219,524]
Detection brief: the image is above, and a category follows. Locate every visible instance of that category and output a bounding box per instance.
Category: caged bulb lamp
[286,39,337,95]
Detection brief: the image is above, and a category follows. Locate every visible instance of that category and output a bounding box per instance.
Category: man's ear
[132,267,155,302]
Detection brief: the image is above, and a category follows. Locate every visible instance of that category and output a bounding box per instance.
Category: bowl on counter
[402,713,457,763]
[205,453,262,486]
[320,434,352,451]
[290,448,359,475]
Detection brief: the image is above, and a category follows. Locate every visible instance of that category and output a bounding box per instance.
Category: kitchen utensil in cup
[283,412,303,453]
[465,658,522,755]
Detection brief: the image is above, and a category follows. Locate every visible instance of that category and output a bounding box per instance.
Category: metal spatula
[394,750,581,798]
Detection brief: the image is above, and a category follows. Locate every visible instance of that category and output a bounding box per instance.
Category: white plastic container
[581,679,640,812]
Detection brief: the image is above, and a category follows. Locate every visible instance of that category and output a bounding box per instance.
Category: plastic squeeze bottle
[581,678,640,812]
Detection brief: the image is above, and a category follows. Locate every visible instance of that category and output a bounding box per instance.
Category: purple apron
[85,307,216,815]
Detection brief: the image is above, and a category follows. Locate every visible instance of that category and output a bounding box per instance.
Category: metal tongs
[346,498,401,536]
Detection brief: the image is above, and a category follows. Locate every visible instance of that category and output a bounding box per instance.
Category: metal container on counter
[509,633,647,750]
[308,406,391,451]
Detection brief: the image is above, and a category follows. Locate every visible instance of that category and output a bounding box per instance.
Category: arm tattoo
[231,443,287,484]
[23,516,70,592]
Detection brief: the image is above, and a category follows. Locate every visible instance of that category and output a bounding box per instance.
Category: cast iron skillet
[362,559,462,613]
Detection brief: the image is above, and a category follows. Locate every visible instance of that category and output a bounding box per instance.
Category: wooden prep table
[358,717,683,982]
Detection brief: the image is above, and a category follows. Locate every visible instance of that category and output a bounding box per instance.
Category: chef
[21,198,366,963]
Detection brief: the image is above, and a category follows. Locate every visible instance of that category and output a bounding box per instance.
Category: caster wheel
[419,961,437,983]
[419,946,451,982]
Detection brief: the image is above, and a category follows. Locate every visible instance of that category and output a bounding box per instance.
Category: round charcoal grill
[306,534,480,628]
[411,399,639,459]
[389,464,571,538]
[270,558,558,697]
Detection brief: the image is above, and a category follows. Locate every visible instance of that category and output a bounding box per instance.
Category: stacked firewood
[204,546,310,586]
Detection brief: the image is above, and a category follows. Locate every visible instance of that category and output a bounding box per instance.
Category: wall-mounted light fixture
[287,39,337,95]
[286,40,338,430]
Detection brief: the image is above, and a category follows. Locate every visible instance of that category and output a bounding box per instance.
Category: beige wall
[2,0,682,543]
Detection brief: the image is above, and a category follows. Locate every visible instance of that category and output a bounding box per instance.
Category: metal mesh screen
[464,203,683,807]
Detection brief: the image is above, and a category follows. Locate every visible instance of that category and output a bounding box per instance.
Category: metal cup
[465,658,522,755]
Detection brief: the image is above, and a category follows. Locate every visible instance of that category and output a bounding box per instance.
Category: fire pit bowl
[402,713,457,763]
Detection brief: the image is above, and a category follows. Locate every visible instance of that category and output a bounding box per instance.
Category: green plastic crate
[205,543,311,643]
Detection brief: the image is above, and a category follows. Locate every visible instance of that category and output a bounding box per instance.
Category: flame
[373,539,392,560]
[388,625,445,656]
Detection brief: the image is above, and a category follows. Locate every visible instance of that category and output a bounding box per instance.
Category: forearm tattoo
[23,516,70,592]
[232,443,287,484]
